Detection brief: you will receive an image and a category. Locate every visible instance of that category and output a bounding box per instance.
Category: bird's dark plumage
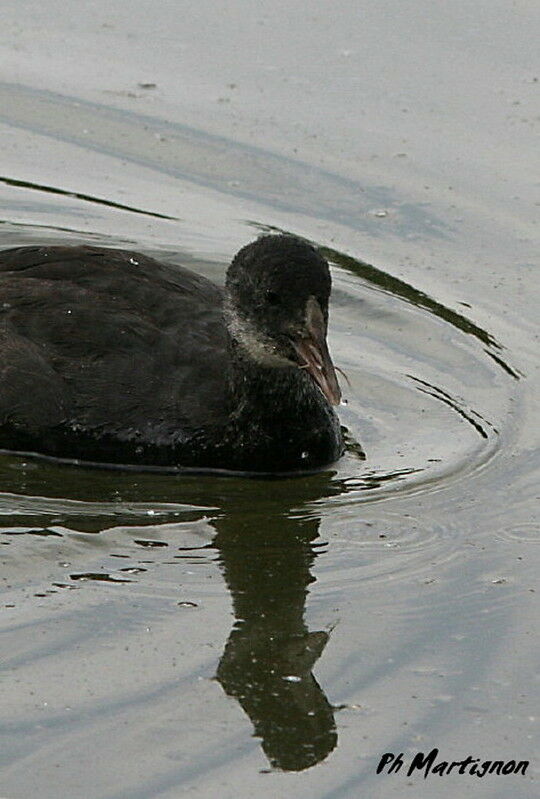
[0,235,344,473]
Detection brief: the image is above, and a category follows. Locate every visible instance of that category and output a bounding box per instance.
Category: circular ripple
[0,84,518,517]
[494,523,540,545]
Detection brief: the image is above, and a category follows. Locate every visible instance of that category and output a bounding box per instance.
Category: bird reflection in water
[211,472,345,771]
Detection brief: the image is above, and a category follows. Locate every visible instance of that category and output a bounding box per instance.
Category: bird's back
[0,246,230,452]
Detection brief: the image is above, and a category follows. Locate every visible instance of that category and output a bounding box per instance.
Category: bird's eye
[266,290,280,306]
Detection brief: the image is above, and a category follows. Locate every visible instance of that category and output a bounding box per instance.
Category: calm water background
[0,2,538,797]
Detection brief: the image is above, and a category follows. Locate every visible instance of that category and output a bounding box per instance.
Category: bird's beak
[292,296,341,406]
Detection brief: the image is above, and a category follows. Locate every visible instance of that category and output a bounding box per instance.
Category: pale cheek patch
[226,309,293,368]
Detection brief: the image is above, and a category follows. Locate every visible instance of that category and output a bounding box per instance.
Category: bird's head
[225,235,341,405]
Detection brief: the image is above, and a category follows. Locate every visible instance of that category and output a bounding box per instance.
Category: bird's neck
[219,340,342,472]
[229,340,312,415]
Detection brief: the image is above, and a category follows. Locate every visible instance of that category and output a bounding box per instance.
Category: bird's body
[0,237,344,473]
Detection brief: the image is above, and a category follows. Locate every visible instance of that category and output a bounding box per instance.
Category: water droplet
[283,675,301,683]
[301,451,309,459]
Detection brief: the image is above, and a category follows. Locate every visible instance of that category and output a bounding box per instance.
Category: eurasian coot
[0,234,344,473]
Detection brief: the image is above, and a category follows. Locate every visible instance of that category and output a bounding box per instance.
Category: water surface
[0,3,538,797]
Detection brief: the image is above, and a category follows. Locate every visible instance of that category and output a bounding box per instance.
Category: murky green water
[0,3,538,797]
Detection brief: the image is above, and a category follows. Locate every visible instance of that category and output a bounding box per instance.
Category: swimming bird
[0,234,343,473]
